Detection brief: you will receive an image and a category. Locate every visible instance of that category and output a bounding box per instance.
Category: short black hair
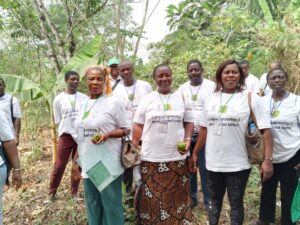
[239,59,249,66]
[0,78,5,85]
[64,71,79,82]
[266,68,288,81]
[187,59,203,70]
[152,63,172,79]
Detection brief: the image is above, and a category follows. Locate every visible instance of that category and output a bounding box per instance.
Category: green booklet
[77,142,124,192]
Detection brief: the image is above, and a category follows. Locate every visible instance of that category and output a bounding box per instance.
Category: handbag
[121,135,141,169]
[245,92,265,164]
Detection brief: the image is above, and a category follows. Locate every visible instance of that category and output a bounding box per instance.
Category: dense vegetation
[1,0,299,224]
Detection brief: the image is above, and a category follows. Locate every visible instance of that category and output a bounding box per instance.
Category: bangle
[184,137,191,140]
[264,157,273,161]
[13,168,21,171]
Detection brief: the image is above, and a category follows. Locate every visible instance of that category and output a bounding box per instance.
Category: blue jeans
[0,163,7,225]
[190,132,209,207]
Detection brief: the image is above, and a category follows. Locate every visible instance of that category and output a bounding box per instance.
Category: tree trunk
[33,0,61,75]
[133,0,149,59]
[36,0,68,65]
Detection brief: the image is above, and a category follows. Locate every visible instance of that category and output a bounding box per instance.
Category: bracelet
[184,137,191,140]
[264,157,273,161]
[13,168,21,171]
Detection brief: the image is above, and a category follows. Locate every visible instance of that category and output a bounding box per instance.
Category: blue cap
[107,57,120,66]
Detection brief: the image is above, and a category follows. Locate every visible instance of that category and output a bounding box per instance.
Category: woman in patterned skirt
[132,63,194,224]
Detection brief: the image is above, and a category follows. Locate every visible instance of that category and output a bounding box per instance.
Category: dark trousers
[190,132,209,207]
[123,167,133,193]
[207,169,251,225]
[259,150,300,225]
[49,133,80,195]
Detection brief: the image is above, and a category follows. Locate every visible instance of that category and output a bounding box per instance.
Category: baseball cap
[107,57,120,67]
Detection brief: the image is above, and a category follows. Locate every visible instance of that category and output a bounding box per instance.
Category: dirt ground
[2,132,287,225]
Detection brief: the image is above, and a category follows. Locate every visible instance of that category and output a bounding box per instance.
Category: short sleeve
[251,93,271,129]
[0,111,14,141]
[146,83,153,93]
[199,96,208,127]
[53,96,61,124]
[133,95,147,125]
[259,73,267,90]
[114,100,130,129]
[12,97,22,118]
[183,92,194,123]
[296,95,300,124]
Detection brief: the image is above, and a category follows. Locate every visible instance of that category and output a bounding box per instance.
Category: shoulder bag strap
[10,96,14,122]
[112,79,121,91]
[247,92,258,127]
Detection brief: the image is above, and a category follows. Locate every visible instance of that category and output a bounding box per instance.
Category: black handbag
[121,135,141,169]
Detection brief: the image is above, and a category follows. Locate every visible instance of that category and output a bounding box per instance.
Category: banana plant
[1,35,102,163]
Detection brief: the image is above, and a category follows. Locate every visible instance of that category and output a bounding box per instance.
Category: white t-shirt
[262,93,300,163]
[0,93,22,135]
[245,74,259,94]
[259,73,272,96]
[119,80,152,135]
[75,96,130,178]
[0,110,14,165]
[178,79,215,132]
[53,92,88,140]
[200,91,271,172]
[134,91,194,162]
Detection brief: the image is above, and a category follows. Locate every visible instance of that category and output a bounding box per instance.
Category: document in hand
[77,142,124,192]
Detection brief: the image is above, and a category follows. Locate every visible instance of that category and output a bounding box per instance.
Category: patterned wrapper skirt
[137,159,193,225]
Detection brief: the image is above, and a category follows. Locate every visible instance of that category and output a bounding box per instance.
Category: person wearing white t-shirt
[256,68,300,225]
[0,109,22,224]
[132,64,194,224]
[258,62,281,96]
[49,71,88,201]
[0,78,22,145]
[191,59,273,225]
[240,60,260,94]
[117,60,152,194]
[75,66,130,225]
[178,59,215,209]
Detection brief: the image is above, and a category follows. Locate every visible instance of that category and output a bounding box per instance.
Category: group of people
[0,57,299,225]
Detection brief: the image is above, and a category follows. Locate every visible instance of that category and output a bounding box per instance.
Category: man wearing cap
[107,57,122,90]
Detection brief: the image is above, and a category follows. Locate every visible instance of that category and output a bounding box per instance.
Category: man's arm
[13,118,21,145]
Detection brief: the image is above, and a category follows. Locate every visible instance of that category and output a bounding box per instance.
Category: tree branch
[33,0,61,75]
[36,0,68,65]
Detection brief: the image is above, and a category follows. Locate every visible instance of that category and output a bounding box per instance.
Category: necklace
[66,92,77,112]
[158,92,171,112]
[82,95,102,119]
[125,80,136,102]
[219,91,236,113]
[189,83,201,102]
[270,91,288,118]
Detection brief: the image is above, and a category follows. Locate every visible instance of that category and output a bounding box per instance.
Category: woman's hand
[92,133,109,145]
[12,170,22,190]
[71,161,82,181]
[260,159,273,182]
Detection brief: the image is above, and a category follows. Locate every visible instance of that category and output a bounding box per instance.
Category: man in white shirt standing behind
[49,71,88,201]
[107,57,122,91]
[117,60,152,193]
[178,59,215,209]
[0,78,22,145]
[239,60,260,94]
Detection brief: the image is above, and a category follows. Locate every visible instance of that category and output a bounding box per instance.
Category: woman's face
[268,70,287,91]
[86,69,106,98]
[221,63,240,93]
[154,66,172,94]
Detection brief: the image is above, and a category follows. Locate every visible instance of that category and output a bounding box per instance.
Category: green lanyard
[82,95,101,120]
[189,84,201,102]
[67,93,77,112]
[158,92,171,112]
[219,91,236,113]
